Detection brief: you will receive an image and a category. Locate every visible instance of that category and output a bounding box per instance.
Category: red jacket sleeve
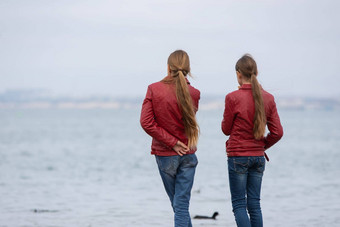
[222,94,235,136]
[192,91,200,113]
[264,98,283,150]
[140,86,178,149]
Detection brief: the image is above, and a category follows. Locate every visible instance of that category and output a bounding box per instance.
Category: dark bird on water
[194,212,219,220]
[32,209,58,213]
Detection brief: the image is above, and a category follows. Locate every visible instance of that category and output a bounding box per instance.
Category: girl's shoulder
[188,84,200,97]
[148,81,164,89]
[224,90,240,106]
[262,89,275,102]
[148,81,172,93]
[227,89,240,96]
[225,88,245,100]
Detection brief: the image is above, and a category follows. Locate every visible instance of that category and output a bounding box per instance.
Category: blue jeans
[155,154,198,227]
[228,156,265,227]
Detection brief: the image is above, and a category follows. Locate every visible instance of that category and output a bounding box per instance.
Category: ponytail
[163,50,199,149]
[236,54,266,139]
[250,74,266,139]
[175,70,199,149]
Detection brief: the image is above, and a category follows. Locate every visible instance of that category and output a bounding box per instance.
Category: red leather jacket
[222,84,283,157]
[140,77,200,156]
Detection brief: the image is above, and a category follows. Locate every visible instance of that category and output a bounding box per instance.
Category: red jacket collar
[239,84,252,90]
[163,75,191,85]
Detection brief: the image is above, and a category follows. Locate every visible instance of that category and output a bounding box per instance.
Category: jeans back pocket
[255,156,266,173]
[229,157,249,174]
[181,154,198,168]
[156,156,178,176]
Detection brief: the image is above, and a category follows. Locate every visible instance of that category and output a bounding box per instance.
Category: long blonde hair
[235,54,266,139]
[162,50,199,149]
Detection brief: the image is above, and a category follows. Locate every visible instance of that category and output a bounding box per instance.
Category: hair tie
[172,69,188,77]
[177,69,188,76]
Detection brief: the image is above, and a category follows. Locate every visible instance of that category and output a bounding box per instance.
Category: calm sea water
[0,108,340,227]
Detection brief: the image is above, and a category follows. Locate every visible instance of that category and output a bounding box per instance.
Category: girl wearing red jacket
[222,54,283,227]
[140,50,200,227]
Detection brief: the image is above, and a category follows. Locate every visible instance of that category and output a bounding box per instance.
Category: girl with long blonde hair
[222,54,283,227]
[141,50,200,227]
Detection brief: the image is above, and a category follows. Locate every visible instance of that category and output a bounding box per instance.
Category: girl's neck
[239,81,251,86]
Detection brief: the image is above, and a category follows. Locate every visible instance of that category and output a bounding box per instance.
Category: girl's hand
[173,140,189,156]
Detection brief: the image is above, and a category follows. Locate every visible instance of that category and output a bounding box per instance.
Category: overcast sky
[0,0,339,98]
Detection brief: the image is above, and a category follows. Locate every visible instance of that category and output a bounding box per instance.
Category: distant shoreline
[0,98,339,111]
[0,90,339,110]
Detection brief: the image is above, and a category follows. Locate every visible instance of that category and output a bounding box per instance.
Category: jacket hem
[151,150,196,156]
[227,150,264,157]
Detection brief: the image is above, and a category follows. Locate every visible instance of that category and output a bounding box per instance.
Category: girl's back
[141,80,200,155]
